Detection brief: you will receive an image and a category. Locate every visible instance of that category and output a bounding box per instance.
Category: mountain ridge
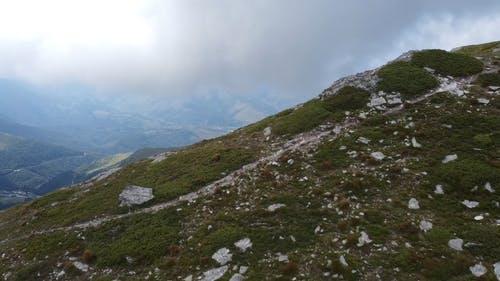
[0,41,499,280]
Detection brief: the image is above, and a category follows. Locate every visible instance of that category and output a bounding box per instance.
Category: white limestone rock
[339,255,349,267]
[234,238,252,253]
[485,182,495,193]
[493,262,500,281]
[469,263,487,277]
[212,248,232,265]
[462,200,479,209]
[277,253,289,263]
[229,274,245,281]
[201,266,229,281]
[448,238,463,251]
[411,137,422,148]
[73,262,89,272]
[239,266,249,274]
[419,220,433,232]
[434,184,444,194]
[442,154,458,164]
[263,127,272,137]
[477,98,490,105]
[370,152,386,160]
[357,137,370,144]
[408,198,420,210]
[119,185,154,207]
[267,203,286,212]
[357,231,372,247]
[369,96,387,107]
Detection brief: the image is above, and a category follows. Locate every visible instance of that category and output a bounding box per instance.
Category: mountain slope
[0,42,499,281]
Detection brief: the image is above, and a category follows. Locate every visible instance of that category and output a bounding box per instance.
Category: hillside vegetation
[0,42,499,281]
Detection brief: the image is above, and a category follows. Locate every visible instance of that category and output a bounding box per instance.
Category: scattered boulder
[434,184,444,194]
[201,266,229,281]
[229,273,245,281]
[462,200,479,209]
[442,154,458,164]
[267,203,286,212]
[419,220,433,232]
[357,137,370,144]
[234,238,252,253]
[369,96,387,108]
[357,231,372,247]
[469,263,487,277]
[485,182,495,193]
[448,238,463,251]
[73,262,89,272]
[370,152,386,160]
[408,198,420,210]
[339,255,349,267]
[212,248,232,265]
[276,253,289,263]
[494,262,500,281]
[119,185,154,207]
[411,137,422,148]
[477,98,490,105]
[263,127,272,137]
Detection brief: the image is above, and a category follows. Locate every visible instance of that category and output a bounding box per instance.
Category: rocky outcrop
[119,185,154,207]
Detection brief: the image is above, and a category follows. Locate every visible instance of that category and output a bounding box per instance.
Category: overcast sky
[0,0,499,102]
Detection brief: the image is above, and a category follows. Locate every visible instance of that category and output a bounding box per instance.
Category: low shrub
[377,61,439,97]
[412,49,483,77]
[475,72,500,87]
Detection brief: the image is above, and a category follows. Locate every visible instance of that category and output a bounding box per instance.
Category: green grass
[454,41,500,57]
[377,61,439,97]
[475,72,500,87]
[412,49,483,77]
[248,86,370,137]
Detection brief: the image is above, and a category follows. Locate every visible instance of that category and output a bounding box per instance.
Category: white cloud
[0,0,499,100]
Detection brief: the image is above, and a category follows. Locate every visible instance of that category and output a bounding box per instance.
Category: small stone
[239,266,249,274]
[212,248,232,265]
[184,275,193,281]
[126,256,136,265]
[469,263,487,277]
[434,184,444,194]
[267,204,286,212]
[277,253,289,263]
[357,137,370,144]
[489,86,500,91]
[493,262,500,280]
[419,220,433,232]
[234,238,252,253]
[408,198,420,210]
[201,266,229,281]
[411,137,422,148]
[485,182,495,193]
[357,231,372,247]
[448,238,463,251]
[263,127,272,137]
[370,152,386,160]
[442,154,458,164]
[369,96,386,107]
[462,200,479,208]
[477,98,490,105]
[73,262,89,272]
[474,215,484,221]
[339,255,348,267]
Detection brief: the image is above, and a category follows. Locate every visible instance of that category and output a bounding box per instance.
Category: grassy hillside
[0,42,499,281]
